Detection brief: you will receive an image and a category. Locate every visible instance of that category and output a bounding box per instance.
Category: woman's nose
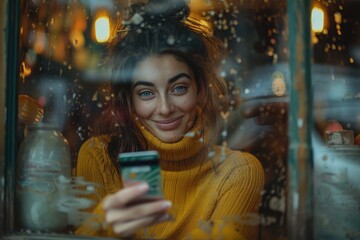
[157,96,174,115]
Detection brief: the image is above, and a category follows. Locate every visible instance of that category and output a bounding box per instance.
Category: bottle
[16,122,71,232]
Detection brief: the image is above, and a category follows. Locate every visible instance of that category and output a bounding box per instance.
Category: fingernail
[137,183,149,192]
[162,201,172,209]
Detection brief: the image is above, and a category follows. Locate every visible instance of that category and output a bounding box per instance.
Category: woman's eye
[138,90,154,99]
[172,85,187,94]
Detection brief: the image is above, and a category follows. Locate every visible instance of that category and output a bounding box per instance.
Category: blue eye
[173,85,187,94]
[138,90,154,99]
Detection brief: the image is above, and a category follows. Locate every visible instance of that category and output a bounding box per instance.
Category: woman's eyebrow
[133,73,192,88]
[168,73,192,84]
[132,81,154,88]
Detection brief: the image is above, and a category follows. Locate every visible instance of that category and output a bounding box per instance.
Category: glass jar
[16,122,71,232]
[314,144,360,239]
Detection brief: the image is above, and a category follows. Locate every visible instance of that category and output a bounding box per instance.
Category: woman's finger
[112,213,172,237]
[105,200,172,224]
[103,183,149,210]
[123,180,145,188]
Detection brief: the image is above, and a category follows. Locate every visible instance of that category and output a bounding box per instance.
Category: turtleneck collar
[134,108,208,161]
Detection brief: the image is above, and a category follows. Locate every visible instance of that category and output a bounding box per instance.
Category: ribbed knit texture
[76,114,264,239]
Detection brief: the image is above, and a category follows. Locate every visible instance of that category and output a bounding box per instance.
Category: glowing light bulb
[311,7,325,33]
[94,16,110,43]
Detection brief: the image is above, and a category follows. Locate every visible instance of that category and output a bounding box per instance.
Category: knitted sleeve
[75,137,124,237]
[76,137,123,205]
[188,152,265,240]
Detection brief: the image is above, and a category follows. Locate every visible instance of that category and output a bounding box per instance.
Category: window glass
[16,0,122,235]
[310,1,360,239]
[9,0,360,239]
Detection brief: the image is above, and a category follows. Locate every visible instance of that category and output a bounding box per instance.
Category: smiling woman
[132,54,198,143]
[75,0,264,239]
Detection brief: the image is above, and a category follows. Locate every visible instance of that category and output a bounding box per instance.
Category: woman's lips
[154,117,182,130]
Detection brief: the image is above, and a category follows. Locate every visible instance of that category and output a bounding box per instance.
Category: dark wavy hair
[94,0,229,163]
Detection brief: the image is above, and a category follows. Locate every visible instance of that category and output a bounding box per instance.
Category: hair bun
[127,0,190,28]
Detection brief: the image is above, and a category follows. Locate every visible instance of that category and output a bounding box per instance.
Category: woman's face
[132,54,199,143]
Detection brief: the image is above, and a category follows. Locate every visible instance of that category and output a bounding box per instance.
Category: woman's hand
[103,182,172,237]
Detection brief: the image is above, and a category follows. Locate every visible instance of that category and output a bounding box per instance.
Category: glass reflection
[310,1,360,238]
[15,1,287,238]
[11,0,360,239]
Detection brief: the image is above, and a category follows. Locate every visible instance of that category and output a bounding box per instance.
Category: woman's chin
[157,133,184,143]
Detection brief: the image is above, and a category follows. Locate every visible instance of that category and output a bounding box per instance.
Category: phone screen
[118,150,162,198]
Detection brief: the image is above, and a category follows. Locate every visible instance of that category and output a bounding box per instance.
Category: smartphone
[118,150,162,199]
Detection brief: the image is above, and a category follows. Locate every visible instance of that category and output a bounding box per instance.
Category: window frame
[1,0,20,235]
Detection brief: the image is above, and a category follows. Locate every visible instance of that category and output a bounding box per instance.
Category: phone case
[118,150,162,197]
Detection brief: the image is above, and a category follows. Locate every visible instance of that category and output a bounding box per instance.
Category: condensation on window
[14,0,360,239]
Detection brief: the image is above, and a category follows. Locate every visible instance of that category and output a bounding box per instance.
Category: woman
[76,1,264,239]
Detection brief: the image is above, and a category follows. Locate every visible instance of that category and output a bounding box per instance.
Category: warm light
[20,61,32,80]
[69,30,85,48]
[95,16,110,43]
[33,28,47,54]
[334,12,342,24]
[311,7,325,33]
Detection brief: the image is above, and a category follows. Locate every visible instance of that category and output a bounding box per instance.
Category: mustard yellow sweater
[76,117,264,240]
